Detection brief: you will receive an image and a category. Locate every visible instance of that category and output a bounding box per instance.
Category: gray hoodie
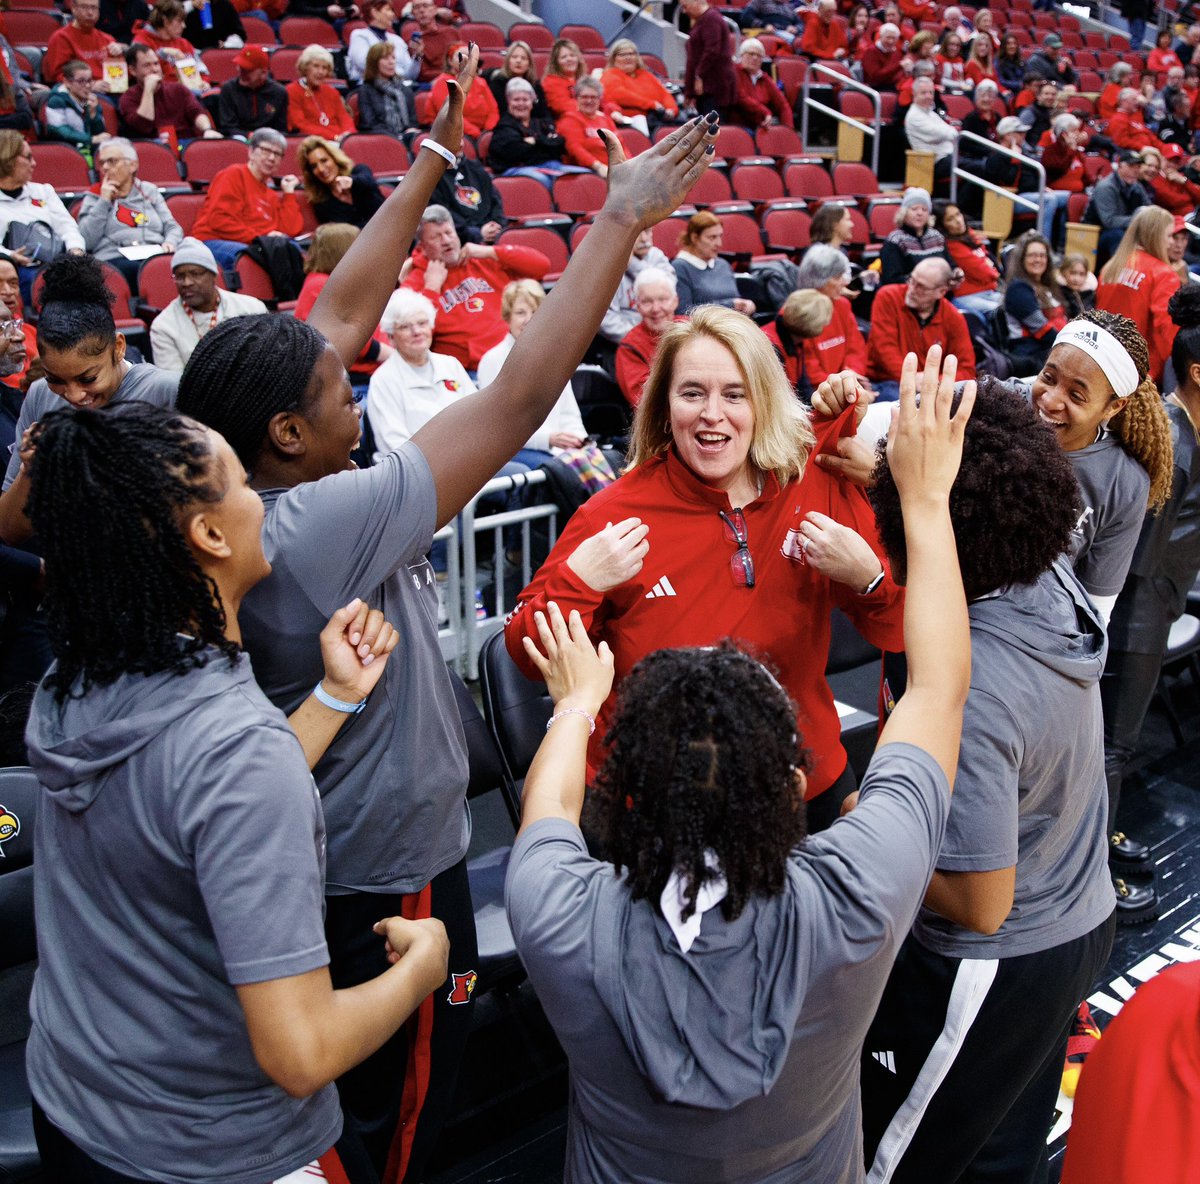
[914,560,1114,961]
[507,742,948,1183]
[24,653,342,1183]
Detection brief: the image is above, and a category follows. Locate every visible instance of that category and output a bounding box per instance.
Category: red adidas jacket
[1096,248,1181,385]
[505,412,905,799]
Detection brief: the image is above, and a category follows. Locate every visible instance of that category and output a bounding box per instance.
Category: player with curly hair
[860,378,1117,1184]
[506,348,974,1184]
[22,401,447,1182]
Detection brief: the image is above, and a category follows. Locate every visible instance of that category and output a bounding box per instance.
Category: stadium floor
[427,677,1200,1184]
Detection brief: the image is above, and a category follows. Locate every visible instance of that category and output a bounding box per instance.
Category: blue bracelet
[313,681,367,715]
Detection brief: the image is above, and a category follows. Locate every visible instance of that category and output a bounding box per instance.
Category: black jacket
[487,113,567,171]
[217,78,289,134]
[430,156,506,243]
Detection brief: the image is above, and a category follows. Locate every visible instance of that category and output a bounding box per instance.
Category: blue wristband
[313,681,367,714]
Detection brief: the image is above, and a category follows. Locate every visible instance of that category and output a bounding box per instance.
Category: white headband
[1053,320,1140,399]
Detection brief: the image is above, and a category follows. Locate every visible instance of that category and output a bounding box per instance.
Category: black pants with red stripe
[325,858,478,1184]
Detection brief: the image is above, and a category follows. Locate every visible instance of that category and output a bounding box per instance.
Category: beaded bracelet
[546,707,596,736]
[421,139,457,167]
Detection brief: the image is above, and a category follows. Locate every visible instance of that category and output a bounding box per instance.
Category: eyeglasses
[907,276,947,294]
[719,508,755,589]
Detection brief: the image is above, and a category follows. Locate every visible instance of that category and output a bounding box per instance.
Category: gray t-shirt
[1066,428,1150,597]
[914,562,1114,960]
[242,443,469,893]
[506,743,948,1184]
[24,653,341,1183]
[3,363,180,489]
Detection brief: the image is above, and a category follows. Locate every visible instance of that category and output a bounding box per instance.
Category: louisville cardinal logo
[0,804,19,857]
[446,969,478,1005]
[115,204,147,228]
[454,182,481,208]
[465,295,486,313]
[442,379,460,392]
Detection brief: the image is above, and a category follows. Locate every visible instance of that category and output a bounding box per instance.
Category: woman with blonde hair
[486,39,548,116]
[543,36,587,118]
[601,38,678,132]
[1097,205,1181,384]
[672,209,756,314]
[298,134,386,228]
[505,305,906,832]
[286,45,354,139]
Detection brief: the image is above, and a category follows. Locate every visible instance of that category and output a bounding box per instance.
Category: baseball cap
[996,116,1024,137]
[233,45,269,71]
[1043,33,1063,48]
[1173,215,1189,235]
[1163,142,1186,159]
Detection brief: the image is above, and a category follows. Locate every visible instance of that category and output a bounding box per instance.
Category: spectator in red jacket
[867,259,975,398]
[190,127,303,269]
[558,77,620,177]
[429,44,499,139]
[682,0,737,118]
[403,203,550,369]
[1142,143,1200,216]
[729,39,793,129]
[1040,112,1088,193]
[616,266,684,407]
[862,22,908,92]
[761,289,835,397]
[800,0,848,61]
[937,201,1002,319]
[119,42,220,142]
[286,45,354,140]
[1148,29,1183,75]
[1108,86,1168,154]
[542,37,588,120]
[133,0,203,86]
[43,0,126,88]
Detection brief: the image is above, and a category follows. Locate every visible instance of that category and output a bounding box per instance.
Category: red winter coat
[866,283,976,383]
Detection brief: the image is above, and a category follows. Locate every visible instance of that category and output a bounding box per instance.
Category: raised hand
[428,42,479,158]
[318,597,399,704]
[886,348,975,504]
[598,113,719,232]
[521,602,615,716]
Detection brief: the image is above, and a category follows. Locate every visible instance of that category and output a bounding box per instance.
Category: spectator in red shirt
[681,0,737,119]
[964,32,997,91]
[1142,143,1200,215]
[119,42,220,142]
[937,32,970,95]
[761,288,835,397]
[402,203,550,369]
[1149,29,1183,75]
[616,266,684,407]
[407,0,456,86]
[800,0,848,61]
[937,201,1002,318]
[1100,62,1135,120]
[780,244,869,388]
[1040,112,1088,193]
[1109,86,1168,154]
[542,37,588,120]
[190,127,303,269]
[862,23,908,92]
[558,77,620,177]
[43,0,126,89]
[867,259,975,398]
[729,39,793,129]
[133,0,203,86]
[286,45,354,140]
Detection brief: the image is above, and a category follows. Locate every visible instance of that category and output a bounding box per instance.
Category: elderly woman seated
[557,77,620,179]
[488,76,590,189]
[286,44,354,140]
[76,137,184,285]
[298,134,385,229]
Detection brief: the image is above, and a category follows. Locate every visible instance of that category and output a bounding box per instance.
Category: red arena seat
[340,133,410,180]
[761,207,811,254]
[559,24,605,52]
[278,16,340,48]
[181,138,249,187]
[552,172,607,217]
[496,225,568,277]
[29,143,91,196]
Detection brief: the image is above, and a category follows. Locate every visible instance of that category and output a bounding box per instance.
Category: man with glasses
[190,127,303,270]
[867,259,975,400]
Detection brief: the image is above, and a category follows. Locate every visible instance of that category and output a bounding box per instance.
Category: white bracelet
[546,707,596,736]
[313,681,367,714]
[421,139,457,167]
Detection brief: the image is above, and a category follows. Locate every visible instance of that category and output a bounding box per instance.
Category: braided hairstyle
[1169,284,1200,387]
[583,642,809,923]
[869,377,1080,599]
[176,314,326,468]
[27,403,240,700]
[36,254,117,356]
[1076,308,1174,513]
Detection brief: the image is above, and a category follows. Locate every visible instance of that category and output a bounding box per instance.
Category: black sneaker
[1109,831,1150,870]
[1113,876,1158,925]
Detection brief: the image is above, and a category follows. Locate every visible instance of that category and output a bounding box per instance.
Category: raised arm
[875,347,975,786]
[412,116,719,528]
[307,45,479,368]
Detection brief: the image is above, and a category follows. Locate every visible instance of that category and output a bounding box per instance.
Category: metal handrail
[800,64,882,174]
[950,129,1047,229]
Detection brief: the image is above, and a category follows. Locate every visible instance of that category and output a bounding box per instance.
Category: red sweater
[800,17,847,59]
[403,244,550,368]
[557,108,619,168]
[685,5,736,106]
[504,421,905,798]
[1096,249,1181,384]
[945,235,1000,296]
[1150,171,1200,216]
[1039,130,1086,192]
[430,74,498,139]
[767,298,868,386]
[866,283,976,383]
[730,67,793,128]
[1107,111,1166,153]
[616,317,686,407]
[285,80,354,138]
[599,67,677,118]
[543,73,580,119]
[190,163,304,243]
[1099,83,1123,121]
[862,44,906,91]
[43,24,116,84]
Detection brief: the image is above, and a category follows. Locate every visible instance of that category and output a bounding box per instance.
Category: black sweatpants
[1099,647,1164,834]
[860,915,1114,1184]
[325,857,478,1184]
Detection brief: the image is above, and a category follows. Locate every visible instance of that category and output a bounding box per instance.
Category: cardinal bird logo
[0,805,19,857]
[465,295,486,313]
[29,199,45,208]
[454,183,481,208]
[446,969,478,1005]
[115,204,147,228]
[442,379,459,392]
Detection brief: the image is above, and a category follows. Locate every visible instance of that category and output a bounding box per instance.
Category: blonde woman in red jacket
[1096,205,1181,385]
[601,39,678,132]
[506,306,906,833]
[543,37,587,119]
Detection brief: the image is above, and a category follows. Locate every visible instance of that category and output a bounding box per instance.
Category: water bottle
[199,1,213,30]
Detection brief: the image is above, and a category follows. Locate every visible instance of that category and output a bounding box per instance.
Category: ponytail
[1109,376,1174,513]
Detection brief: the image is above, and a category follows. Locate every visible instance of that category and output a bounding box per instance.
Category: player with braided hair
[1098,284,1200,920]
[0,253,179,544]
[176,43,720,1183]
[22,401,450,1183]
[506,347,974,1183]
